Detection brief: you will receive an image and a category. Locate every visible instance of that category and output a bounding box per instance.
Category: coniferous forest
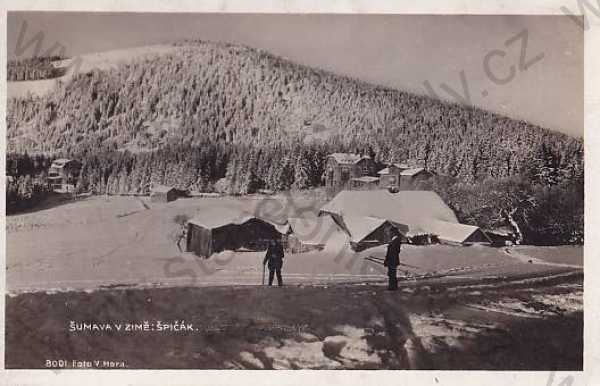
[7,55,67,81]
[6,41,584,244]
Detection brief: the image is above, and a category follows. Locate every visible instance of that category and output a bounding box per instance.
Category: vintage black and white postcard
[1,1,597,385]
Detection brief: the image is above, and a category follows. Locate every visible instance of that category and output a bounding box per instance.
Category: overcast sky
[7,12,583,137]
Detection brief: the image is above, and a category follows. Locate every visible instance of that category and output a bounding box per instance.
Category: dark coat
[384,237,402,267]
[263,243,284,270]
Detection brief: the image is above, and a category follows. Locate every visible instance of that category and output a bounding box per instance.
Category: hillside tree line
[5,42,584,244]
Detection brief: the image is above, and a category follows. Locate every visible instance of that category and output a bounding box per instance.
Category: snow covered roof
[378,165,427,176]
[151,185,176,193]
[484,226,514,236]
[400,167,426,176]
[288,216,342,245]
[188,205,289,233]
[328,153,371,165]
[320,190,458,227]
[418,220,490,244]
[341,215,390,244]
[188,206,253,229]
[320,190,487,245]
[351,176,380,183]
[51,158,79,168]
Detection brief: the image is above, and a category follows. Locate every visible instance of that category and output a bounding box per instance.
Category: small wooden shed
[150,185,178,203]
[186,206,289,258]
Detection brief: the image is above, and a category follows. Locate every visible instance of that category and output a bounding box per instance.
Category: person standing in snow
[263,239,285,286]
[384,234,402,290]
